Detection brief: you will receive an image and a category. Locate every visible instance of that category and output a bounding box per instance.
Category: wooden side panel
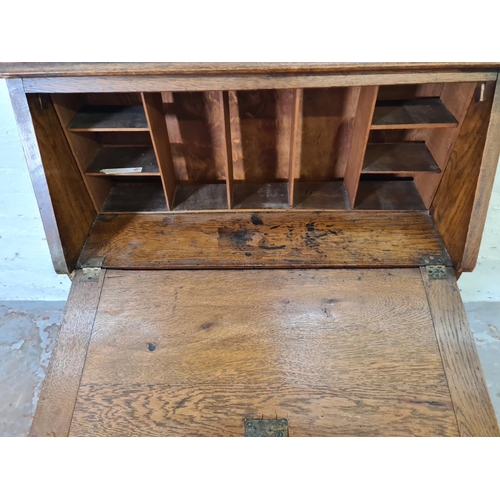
[6,79,68,274]
[70,268,458,436]
[221,91,234,208]
[430,81,497,271]
[25,94,97,271]
[141,92,176,209]
[344,86,378,208]
[30,269,106,436]
[288,89,303,206]
[421,267,499,436]
[461,77,500,271]
[78,211,449,269]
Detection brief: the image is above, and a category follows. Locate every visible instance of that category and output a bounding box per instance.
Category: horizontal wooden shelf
[101,182,167,213]
[233,183,289,210]
[371,98,458,130]
[68,105,149,132]
[86,147,159,176]
[362,143,441,174]
[355,179,426,211]
[173,184,228,211]
[293,182,347,210]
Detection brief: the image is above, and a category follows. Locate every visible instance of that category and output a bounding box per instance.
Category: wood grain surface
[21,72,497,94]
[78,211,450,269]
[69,268,458,436]
[25,93,97,271]
[6,79,68,273]
[430,81,496,271]
[30,269,106,436]
[461,75,500,271]
[421,267,499,436]
[2,62,499,78]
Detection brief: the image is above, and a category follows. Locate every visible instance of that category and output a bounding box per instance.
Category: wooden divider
[288,89,303,207]
[141,93,176,210]
[222,91,234,208]
[343,86,379,208]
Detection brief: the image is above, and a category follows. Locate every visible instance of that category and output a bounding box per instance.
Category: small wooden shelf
[68,106,149,132]
[86,147,159,176]
[293,182,347,210]
[362,143,441,174]
[173,184,228,211]
[101,182,167,213]
[355,179,426,210]
[233,183,289,210]
[371,98,458,130]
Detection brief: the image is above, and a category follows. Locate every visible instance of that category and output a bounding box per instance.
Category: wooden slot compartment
[229,90,291,209]
[101,179,167,213]
[68,105,149,132]
[85,147,160,176]
[362,143,441,174]
[292,88,357,210]
[355,175,426,211]
[371,98,458,130]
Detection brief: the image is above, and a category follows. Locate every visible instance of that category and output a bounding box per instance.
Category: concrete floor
[0,300,499,436]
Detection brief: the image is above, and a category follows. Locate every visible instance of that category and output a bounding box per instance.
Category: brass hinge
[426,265,447,280]
[80,257,105,282]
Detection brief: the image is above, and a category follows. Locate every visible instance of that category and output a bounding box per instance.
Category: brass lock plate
[244,418,289,437]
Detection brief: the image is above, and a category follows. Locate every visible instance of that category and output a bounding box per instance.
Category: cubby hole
[292,88,352,210]
[161,91,228,211]
[229,90,290,209]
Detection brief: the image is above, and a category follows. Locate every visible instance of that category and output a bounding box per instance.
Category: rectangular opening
[230,90,291,209]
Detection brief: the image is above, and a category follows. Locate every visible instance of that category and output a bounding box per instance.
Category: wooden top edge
[1,62,500,78]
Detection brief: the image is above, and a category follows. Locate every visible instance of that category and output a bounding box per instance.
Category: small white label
[100,167,143,174]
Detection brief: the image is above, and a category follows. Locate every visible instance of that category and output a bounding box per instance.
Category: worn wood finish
[141,93,176,210]
[6,80,68,273]
[371,98,458,129]
[2,62,499,78]
[288,89,303,206]
[344,86,378,207]
[69,268,458,436]
[23,93,96,271]
[355,180,426,210]
[85,146,159,176]
[362,143,440,173]
[461,76,500,271]
[430,81,496,271]
[293,182,347,210]
[173,184,228,211]
[421,267,499,436]
[21,72,498,94]
[30,269,106,436]
[51,94,112,210]
[232,183,289,209]
[101,182,167,213]
[78,211,449,269]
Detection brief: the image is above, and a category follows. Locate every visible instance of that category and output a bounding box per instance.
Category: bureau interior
[27,81,494,271]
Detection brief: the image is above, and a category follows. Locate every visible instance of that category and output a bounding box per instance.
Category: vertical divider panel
[343,86,379,208]
[51,94,111,211]
[288,89,303,208]
[141,92,176,210]
[221,91,234,208]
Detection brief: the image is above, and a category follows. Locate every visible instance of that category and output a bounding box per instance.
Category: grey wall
[0,79,498,301]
